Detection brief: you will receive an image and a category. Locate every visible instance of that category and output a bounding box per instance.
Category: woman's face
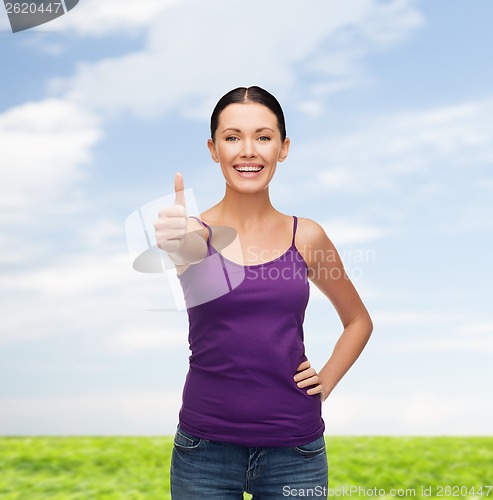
[208,102,290,194]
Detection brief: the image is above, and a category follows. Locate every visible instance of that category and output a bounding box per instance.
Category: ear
[278,137,290,163]
[207,138,220,163]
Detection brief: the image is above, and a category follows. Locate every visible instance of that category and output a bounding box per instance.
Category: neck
[216,184,276,230]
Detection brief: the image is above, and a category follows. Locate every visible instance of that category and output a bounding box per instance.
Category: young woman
[155,86,373,499]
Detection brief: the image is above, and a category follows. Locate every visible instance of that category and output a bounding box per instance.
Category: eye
[258,136,271,142]
[225,136,239,142]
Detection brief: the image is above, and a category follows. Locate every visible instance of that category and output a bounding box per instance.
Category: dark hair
[210,86,286,142]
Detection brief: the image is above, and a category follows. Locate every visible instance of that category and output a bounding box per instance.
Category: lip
[232,163,264,178]
[234,163,264,169]
[233,163,264,178]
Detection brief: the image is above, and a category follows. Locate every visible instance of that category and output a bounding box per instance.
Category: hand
[154,172,188,253]
[294,360,326,401]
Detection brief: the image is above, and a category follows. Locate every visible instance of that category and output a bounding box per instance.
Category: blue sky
[1,0,492,436]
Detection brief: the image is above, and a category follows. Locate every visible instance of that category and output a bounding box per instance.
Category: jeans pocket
[294,435,326,457]
[173,427,203,451]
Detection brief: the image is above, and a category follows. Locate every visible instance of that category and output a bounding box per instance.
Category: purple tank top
[177,216,324,447]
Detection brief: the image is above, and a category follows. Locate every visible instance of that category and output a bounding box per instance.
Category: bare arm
[294,218,373,401]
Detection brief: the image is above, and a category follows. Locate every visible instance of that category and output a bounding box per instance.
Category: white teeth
[235,166,262,172]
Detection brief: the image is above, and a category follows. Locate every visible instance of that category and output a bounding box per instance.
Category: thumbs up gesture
[154,173,189,254]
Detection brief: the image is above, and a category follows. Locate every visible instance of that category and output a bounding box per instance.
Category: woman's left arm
[294,218,373,402]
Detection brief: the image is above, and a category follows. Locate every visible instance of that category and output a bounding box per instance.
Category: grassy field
[0,436,491,499]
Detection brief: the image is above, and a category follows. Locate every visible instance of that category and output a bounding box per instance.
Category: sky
[0,0,492,436]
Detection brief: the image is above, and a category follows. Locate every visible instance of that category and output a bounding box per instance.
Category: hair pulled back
[210,86,286,142]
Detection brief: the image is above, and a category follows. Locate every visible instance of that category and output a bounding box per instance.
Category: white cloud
[323,391,493,435]
[321,218,388,245]
[76,217,126,251]
[458,321,493,336]
[379,336,493,354]
[299,99,493,196]
[0,390,183,435]
[297,100,325,118]
[49,0,423,118]
[0,98,101,213]
[440,202,493,235]
[3,389,491,436]
[373,310,465,325]
[0,252,131,298]
[27,0,181,37]
[0,10,9,32]
[107,325,187,354]
[0,247,186,346]
[370,312,493,353]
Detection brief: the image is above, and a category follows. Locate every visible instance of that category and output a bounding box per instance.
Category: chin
[226,180,269,194]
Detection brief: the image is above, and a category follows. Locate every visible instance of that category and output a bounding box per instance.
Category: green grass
[0,437,491,499]
[325,436,492,499]
[0,437,173,500]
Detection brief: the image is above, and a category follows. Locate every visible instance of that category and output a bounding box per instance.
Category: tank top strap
[189,216,213,255]
[291,216,298,247]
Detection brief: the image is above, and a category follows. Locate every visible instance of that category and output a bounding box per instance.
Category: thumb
[174,172,186,208]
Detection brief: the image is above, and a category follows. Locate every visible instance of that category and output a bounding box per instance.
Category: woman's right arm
[154,173,208,266]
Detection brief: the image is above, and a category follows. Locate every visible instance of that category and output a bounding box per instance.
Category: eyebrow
[221,127,275,134]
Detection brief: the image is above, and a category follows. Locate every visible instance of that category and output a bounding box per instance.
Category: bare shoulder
[295,217,339,268]
[296,217,331,246]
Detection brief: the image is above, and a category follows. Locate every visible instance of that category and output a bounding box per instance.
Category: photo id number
[5,2,63,15]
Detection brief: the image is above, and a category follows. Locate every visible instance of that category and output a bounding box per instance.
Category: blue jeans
[170,426,328,499]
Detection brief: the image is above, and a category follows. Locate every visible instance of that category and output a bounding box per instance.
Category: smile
[233,164,264,173]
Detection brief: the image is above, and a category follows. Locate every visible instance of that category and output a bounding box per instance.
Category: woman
[155,86,373,499]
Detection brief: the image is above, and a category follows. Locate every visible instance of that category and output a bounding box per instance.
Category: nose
[240,138,257,158]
